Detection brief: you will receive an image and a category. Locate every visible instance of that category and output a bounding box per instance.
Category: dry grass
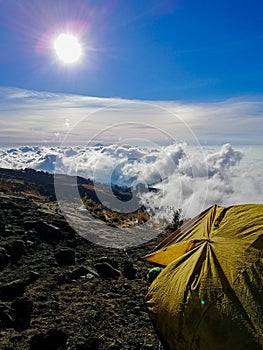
[81,195,150,228]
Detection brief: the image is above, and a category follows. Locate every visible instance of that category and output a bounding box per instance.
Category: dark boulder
[0,304,14,329]
[35,221,61,244]
[0,280,25,301]
[23,220,37,230]
[95,256,118,269]
[27,271,40,284]
[69,265,90,280]
[55,248,75,267]
[122,260,136,280]
[0,247,9,270]
[76,337,101,350]
[94,262,120,279]
[12,296,33,331]
[1,228,13,237]
[29,328,68,350]
[10,239,26,263]
[1,239,26,263]
[0,223,6,237]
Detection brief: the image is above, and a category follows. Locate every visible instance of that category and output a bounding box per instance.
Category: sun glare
[54,33,82,64]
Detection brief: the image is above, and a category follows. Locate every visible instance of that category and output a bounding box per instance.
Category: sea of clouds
[0,143,262,220]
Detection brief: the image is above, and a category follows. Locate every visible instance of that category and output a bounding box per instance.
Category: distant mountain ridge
[0,167,148,207]
[0,167,106,203]
[0,167,152,229]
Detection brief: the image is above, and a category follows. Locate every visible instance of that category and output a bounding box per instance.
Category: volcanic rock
[76,337,101,350]
[122,260,137,279]
[0,280,26,301]
[54,248,75,266]
[10,239,26,262]
[0,247,9,270]
[29,328,68,350]
[69,265,90,280]
[0,222,6,236]
[12,296,33,331]
[95,256,118,269]
[35,220,61,244]
[94,262,121,279]
[0,304,14,329]
[0,167,162,349]
[27,271,41,284]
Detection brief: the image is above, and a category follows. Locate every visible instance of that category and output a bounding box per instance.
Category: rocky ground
[0,169,166,349]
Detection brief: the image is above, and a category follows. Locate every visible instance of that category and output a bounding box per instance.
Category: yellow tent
[143,204,263,350]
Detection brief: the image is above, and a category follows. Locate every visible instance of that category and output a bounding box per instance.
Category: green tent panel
[143,204,263,350]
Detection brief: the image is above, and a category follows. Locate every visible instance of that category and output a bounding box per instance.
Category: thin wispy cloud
[0,86,262,145]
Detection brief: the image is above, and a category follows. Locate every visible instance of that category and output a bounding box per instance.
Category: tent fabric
[143,204,263,350]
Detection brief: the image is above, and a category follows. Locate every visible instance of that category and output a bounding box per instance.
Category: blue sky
[0,0,263,145]
[1,0,263,100]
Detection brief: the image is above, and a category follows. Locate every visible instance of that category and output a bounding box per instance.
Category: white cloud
[0,143,262,220]
[0,86,263,145]
[139,143,247,219]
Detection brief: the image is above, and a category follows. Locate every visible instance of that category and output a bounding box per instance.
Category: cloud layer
[0,143,262,220]
[0,86,263,145]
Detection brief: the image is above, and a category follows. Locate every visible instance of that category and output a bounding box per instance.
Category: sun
[54,33,82,64]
